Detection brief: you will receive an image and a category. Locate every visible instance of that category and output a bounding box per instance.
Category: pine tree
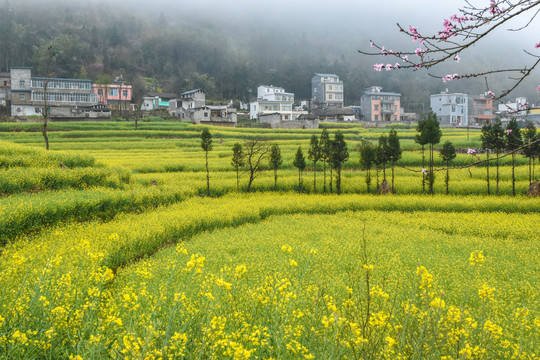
[481,122,494,195]
[387,128,402,193]
[329,131,349,195]
[200,128,213,196]
[439,141,456,195]
[505,118,523,196]
[523,120,539,184]
[357,141,376,193]
[231,142,245,191]
[269,144,283,191]
[293,146,306,193]
[491,118,506,195]
[320,129,331,193]
[308,134,321,193]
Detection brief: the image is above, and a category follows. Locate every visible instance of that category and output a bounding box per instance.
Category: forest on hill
[1,0,538,110]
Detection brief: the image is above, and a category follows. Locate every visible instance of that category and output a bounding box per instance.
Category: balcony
[381,99,395,104]
[382,109,395,114]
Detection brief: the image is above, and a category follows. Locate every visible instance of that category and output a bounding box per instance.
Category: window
[452,105,456,112]
[329,85,333,90]
[328,94,333,99]
[19,93,25,100]
[374,115,379,121]
[97,89,103,95]
[35,107,41,113]
[393,115,397,121]
[374,105,379,111]
[122,90,128,98]
[204,112,208,117]
[19,80,25,86]
[109,88,118,96]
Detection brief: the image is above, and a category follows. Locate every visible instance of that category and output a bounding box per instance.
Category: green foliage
[505,118,523,151]
[439,141,457,163]
[269,144,283,170]
[200,129,213,152]
[387,128,402,164]
[308,134,321,164]
[293,146,306,172]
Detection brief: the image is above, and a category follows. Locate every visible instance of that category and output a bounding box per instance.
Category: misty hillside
[1,0,538,109]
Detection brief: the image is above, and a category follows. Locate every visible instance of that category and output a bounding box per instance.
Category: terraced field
[0,120,538,359]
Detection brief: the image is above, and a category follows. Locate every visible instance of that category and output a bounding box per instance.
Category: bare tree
[360,1,540,100]
[41,45,56,151]
[243,138,270,192]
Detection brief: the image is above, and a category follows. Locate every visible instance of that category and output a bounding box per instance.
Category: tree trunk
[496,150,500,195]
[329,167,333,194]
[236,167,240,191]
[391,163,395,193]
[205,151,210,196]
[298,168,302,193]
[446,160,449,195]
[274,168,278,191]
[512,152,516,196]
[421,145,425,193]
[336,168,341,195]
[323,161,327,193]
[313,162,317,193]
[42,120,49,150]
[366,168,371,194]
[486,152,490,195]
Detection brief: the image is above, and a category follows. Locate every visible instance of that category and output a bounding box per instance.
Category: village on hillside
[1,68,539,129]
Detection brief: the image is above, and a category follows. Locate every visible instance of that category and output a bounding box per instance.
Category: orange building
[470,94,494,125]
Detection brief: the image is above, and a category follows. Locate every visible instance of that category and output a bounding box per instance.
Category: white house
[430,91,469,126]
[249,85,294,120]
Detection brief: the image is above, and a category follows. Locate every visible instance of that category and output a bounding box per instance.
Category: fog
[5,0,540,102]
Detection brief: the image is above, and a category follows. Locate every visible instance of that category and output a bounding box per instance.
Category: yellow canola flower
[281,245,292,253]
[478,284,495,302]
[363,264,374,270]
[289,259,298,267]
[469,250,485,266]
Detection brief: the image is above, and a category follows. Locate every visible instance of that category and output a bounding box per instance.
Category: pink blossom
[487,90,496,98]
[506,129,512,135]
[537,85,540,92]
[415,48,423,56]
[373,63,384,71]
[385,64,393,71]
[370,41,374,47]
[535,43,540,49]
[519,102,528,108]
[394,62,400,69]
[421,168,427,174]
[402,55,408,62]
[467,148,476,154]
[409,26,418,34]
[454,55,460,62]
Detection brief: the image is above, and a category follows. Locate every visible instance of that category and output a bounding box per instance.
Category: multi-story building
[497,97,528,116]
[10,67,100,118]
[311,73,344,108]
[430,91,469,126]
[93,81,132,111]
[469,93,494,125]
[360,86,401,122]
[249,85,294,120]
[169,89,237,127]
[0,72,10,109]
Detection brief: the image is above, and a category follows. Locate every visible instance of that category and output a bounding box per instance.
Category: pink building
[93,82,132,111]
[361,86,401,122]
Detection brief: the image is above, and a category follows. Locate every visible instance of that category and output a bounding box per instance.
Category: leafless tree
[243,138,270,192]
[41,45,56,150]
[360,0,540,100]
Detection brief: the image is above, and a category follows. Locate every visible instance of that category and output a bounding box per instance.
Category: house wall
[430,93,468,126]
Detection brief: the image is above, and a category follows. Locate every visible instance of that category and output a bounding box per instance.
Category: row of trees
[201,120,539,196]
